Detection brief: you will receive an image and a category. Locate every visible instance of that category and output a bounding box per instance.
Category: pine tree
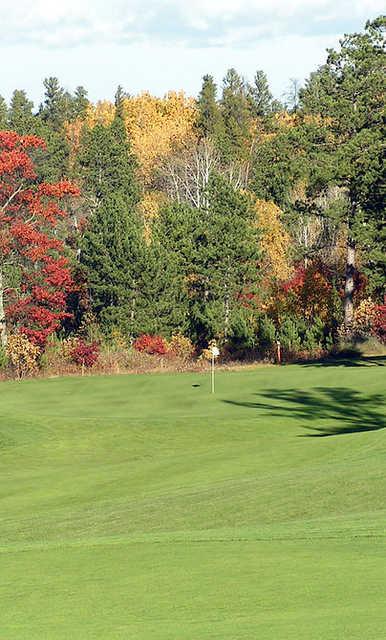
[247,70,274,117]
[7,87,70,180]
[252,126,301,210]
[79,116,139,207]
[220,68,253,161]
[81,194,144,334]
[189,175,260,345]
[301,16,386,328]
[35,125,71,181]
[8,90,35,133]
[196,75,223,140]
[139,202,195,335]
[138,242,188,337]
[72,86,89,120]
[79,111,142,334]
[0,96,7,129]
[114,85,128,119]
[40,77,69,131]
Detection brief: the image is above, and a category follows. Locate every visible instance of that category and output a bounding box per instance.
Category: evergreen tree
[247,70,274,117]
[25,78,71,179]
[8,90,35,133]
[114,85,128,119]
[81,194,144,333]
[7,88,69,180]
[196,75,223,140]
[40,77,68,131]
[71,86,89,120]
[189,175,260,345]
[301,16,386,327]
[35,124,71,181]
[139,245,188,337]
[139,183,262,345]
[79,112,141,334]
[0,96,7,128]
[252,124,302,210]
[220,68,253,161]
[78,116,139,207]
[140,202,195,335]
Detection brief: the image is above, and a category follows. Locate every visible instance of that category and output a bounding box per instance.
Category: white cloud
[0,0,383,108]
[0,31,341,103]
[0,0,383,47]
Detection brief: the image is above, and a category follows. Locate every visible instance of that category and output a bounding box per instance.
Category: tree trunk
[0,269,7,347]
[344,238,356,333]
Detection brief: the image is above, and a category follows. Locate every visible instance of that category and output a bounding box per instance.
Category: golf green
[1,359,385,638]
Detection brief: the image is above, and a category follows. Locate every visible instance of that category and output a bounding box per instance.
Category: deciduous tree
[0,130,79,347]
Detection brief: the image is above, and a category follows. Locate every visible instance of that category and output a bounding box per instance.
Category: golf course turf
[1,359,385,639]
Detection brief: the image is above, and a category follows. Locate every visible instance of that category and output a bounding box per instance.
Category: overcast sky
[0,0,383,106]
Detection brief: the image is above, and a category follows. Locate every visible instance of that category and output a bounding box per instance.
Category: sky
[0,0,384,106]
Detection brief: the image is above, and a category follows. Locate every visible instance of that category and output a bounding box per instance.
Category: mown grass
[1,358,385,638]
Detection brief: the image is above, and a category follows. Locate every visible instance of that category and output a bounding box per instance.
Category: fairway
[1,360,385,639]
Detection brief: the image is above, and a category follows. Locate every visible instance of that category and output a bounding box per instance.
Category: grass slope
[1,359,385,639]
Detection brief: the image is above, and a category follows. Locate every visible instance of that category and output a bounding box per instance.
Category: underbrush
[0,331,384,381]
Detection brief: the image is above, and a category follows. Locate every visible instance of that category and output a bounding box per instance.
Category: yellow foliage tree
[121,91,197,187]
[82,93,197,183]
[76,92,197,221]
[6,334,40,378]
[86,101,115,127]
[274,111,297,129]
[64,119,84,169]
[252,198,293,282]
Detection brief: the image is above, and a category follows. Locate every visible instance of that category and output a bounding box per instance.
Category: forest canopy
[0,16,384,373]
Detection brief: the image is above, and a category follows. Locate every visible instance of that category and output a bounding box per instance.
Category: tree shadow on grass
[224,387,386,437]
[299,355,386,368]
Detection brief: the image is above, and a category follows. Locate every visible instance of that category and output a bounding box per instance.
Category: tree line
[0,16,385,359]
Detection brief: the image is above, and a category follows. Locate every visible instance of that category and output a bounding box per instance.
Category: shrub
[109,328,130,351]
[6,334,40,378]
[228,310,257,352]
[70,340,100,368]
[77,311,101,342]
[351,298,386,344]
[303,317,325,352]
[276,314,332,359]
[352,298,377,338]
[133,334,168,355]
[257,315,276,350]
[38,336,73,374]
[373,303,386,343]
[168,334,195,360]
[278,317,304,353]
[61,337,80,359]
[280,261,334,322]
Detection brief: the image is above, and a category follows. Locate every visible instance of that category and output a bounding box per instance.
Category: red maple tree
[0,130,79,347]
